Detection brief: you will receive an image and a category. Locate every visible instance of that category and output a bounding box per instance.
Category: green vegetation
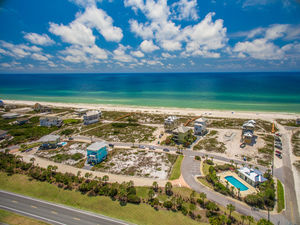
[60,128,75,136]
[0,209,49,225]
[0,153,252,225]
[63,119,80,124]
[257,134,274,166]
[19,142,41,152]
[292,130,300,156]
[276,119,300,127]
[277,180,284,213]
[83,122,156,143]
[169,155,183,180]
[208,117,275,132]
[101,111,129,121]
[163,130,197,147]
[194,137,226,153]
[0,117,58,148]
[51,153,84,163]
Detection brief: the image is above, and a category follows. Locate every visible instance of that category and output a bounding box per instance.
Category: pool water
[225,176,249,191]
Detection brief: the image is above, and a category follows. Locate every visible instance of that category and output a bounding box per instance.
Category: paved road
[273,123,300,225]
[180,155,293,225]
[0,190,130,225]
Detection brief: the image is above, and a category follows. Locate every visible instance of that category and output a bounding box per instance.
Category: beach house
[39,134,61,149]
[0,100,4,107]
[164,116,179,131]
[83,110,101,125]
[76,108,88,116]
[237,167,267,187]
[242,120,256,144]
[16,118,29,125]
[296,118,300,125]
[34,103,51,113]
[194,117,207,135]
[40,116,62,127]
[87,141,107,165]
[0,130,8,140]
[173,126,190,144]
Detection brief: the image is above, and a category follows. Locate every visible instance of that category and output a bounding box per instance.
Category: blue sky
[0,0,300,73]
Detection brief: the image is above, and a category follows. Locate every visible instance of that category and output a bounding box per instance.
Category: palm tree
[128,180,134,188]
[211,156,214,162]
[230,160,234,165]
[231,186,235,196]
[247,215,254,225]
[102,175,109,184]
[234,162,238,169]
[205,154,208,160]
[148,189,155,200]
[199,192,206,207]
[237,188,241,199]
[77,171,81,177]
[227,203,235,218]
[176,196,183,209]
[152,181,158,192]
[249,164,253,169]
[190,190,196,203]
[226,180,229,189]
[241,215,246,225]
[165,182,172,196]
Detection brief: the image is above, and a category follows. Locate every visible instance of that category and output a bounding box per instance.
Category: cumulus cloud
[31,53,49,61]
[125,0,227,57]
[24,33,55,46]
[140,40,160,52]
[49,6,123,45]
[113,44,135,62]
[172,0,198,20]
[49,22,95,46]
[130,50,144,57]
[232,24,300,60]
[0,41,42,58]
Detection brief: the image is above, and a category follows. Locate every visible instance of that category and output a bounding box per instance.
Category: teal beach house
[87,142,108,165]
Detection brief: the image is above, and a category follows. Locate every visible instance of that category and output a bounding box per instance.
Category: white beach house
[242,120,256,144]
[83,110,101,125]
[237,167,267,187]
[194,117,207,135]
[164,116,178,131]
[40,116,63,127]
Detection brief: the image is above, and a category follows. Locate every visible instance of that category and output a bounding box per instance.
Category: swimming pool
[225,176,249,191]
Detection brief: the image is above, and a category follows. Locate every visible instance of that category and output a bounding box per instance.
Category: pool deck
[219,171,257,197]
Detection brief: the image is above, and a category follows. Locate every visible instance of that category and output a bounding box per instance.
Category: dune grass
[0,209,48,225]
[0,172,206,225]
[277,180,285,213]
[169,155,184,180]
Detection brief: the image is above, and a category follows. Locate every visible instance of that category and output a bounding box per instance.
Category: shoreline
[3,99,299,120]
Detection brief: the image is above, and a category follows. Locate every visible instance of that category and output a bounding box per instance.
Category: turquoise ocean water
[0,72,300,113]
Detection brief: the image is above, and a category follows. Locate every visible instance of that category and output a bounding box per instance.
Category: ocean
[0,72,300,113]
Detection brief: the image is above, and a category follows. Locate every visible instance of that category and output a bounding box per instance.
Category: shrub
[244,194,264,208]
[163,200,173,209]
[181,206,188,215]
[127,194,141,204]
[205,159,214,165]
[195,156,201,161]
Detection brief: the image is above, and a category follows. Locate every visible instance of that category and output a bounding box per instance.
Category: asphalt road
[0,190,130,225]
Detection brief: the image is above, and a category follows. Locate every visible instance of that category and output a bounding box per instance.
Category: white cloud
[233,38,285,60]
[265,24,289,40]
[76,6,123,42]
[140,40,159,52]
[31,53,49,61]
[129,20,154,39]
[24,33,54,46]
[0,62,11,68]
[0,41,42,58]
[160,40,181,51]
[49,22,95,46]
[161,52,175,58]
[130,50,144,57]
[50,6,123,46]
[172,0,198,21]
[141,59,163,65]
[113,44,135,62]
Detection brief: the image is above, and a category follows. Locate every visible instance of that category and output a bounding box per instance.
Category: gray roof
[87,141,107,151]
[39,134,60,143]
[0,130,7,135]
[174,126,190,133]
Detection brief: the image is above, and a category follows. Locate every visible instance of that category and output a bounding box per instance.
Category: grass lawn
[169,155,183,180]
[277,180,285,213]
[197,177,214,190]
[0,172,206,225]
[0,209,48,225]
[202,162,211,176]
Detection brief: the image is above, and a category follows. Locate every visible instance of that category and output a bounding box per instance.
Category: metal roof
[39,134,60,143]
[87,141,107,151]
